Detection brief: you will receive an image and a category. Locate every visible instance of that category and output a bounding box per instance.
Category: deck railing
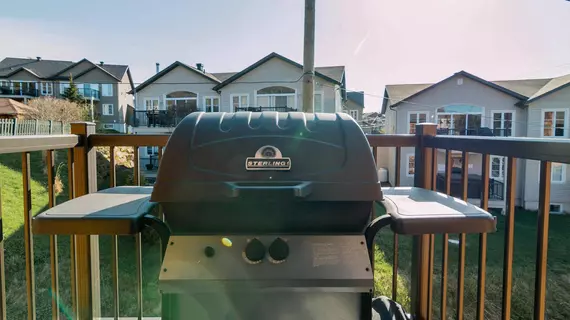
[0,121,568,319]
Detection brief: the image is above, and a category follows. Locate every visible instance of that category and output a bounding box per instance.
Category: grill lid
[151,112,382,203]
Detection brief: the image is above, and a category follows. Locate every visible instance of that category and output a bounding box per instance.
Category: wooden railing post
[70,122,101,319]
[411,123,437,320]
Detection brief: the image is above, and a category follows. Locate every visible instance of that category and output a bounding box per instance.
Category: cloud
[353,30,370,56]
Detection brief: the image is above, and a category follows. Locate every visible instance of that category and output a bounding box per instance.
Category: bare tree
[25,96,89,122]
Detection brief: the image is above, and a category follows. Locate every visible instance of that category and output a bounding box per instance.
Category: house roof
[0,98,36,115]
[381,70,566,114]
[130,61,221,94]
[347,91,365,107]
[0,58,74,78]
[210,72,237,82]
[527,73,570,102]
[0,57,130,81]
[212,52,344,91]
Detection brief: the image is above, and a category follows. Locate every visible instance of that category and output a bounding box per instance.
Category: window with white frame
[314,92,323,112]
[349,110,359,119]
[436,105,483,135]
[102,104,114,116]
[550,204,563,214]
[60,82,70,94]
[256,86,296,110]
[492,112,514,137]
[543,110,566,137]
[144,98,159,110]
[408,112,428,134]
[231,94,249,111]
[551,162,566,183]
[407,155,415,176]
[490,156,505,180]
[40,82,53,96]
[102,84,113,97]
[204,97,220,112]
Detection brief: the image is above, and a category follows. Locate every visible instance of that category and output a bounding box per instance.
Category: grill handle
[223,182,313,198]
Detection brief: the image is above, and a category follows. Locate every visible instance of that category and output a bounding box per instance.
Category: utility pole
[302,0,316,113]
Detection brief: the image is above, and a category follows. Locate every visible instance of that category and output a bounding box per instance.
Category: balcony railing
[78,87,100,100]
[0,85,40,97]
[133,110,191,128]
[235,106,297,112]
[437,127,512,137]
[0,123,568,319]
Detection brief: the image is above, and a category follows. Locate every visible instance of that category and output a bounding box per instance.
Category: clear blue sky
[1,0,570,112]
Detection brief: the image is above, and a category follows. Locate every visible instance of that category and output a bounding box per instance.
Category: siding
[525,86,570,211]
[385,75,525,203]
[135,66,219,111]
[218,57,338,113]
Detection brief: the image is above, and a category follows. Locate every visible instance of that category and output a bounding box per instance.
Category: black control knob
[268,237,289,263]
[244,238,265,264]
[204,246,215,258]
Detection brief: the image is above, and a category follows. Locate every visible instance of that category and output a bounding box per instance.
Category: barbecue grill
[33,112,496,320]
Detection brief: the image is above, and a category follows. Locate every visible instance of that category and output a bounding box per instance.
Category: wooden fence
[0,119,71,136]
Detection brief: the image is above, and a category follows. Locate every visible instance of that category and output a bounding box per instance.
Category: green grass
[373,204,570,320]
[1,152,570,319]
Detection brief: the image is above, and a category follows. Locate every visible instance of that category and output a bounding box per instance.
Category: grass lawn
[1,151,569,319]
[374,203,570,320]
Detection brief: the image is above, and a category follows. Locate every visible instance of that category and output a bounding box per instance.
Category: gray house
[381,70,570,212]
[344,91,364,121]
[130,52,347,183]
[0,57,135,132]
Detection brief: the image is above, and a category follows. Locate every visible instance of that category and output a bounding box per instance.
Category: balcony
[235,106,298,112]
[0,85,40,97]
[78,87,100,100]
[436,127,512,137]
[0,124,568,319]
[133,109,190,128]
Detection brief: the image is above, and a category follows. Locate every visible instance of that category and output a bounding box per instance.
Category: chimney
[156,63,160,74]
[36,57,41,61]
[100,61,104,65]
[196,63,204,72]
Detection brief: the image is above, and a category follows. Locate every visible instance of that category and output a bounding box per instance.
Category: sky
[1,0,570,112]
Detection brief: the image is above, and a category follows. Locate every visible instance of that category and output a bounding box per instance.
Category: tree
[61,75,84,104]
[26,96,89,123]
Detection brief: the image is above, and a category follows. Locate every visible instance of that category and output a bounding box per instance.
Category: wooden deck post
[70,122,101,319]
[411,123,437,320]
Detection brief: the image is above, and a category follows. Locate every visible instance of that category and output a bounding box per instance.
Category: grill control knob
[268,237,289,263]
[243,238,265,264]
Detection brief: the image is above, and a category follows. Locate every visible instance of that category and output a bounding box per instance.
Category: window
[408,112,428,134]
[492,112,514,137]
[166,91,198,114]
[147,146,159,155]
[103,124,115,129]
[436,105,483,135]
[204,97,220,112]
[144,98,159,110]
[349,110,359,119]
[314,92,323,112]
[102,84,113,96]
[490,156,505,180]
[543,110,566,137]
[550,204,563,214]
[231,94,249,111]
[256,86,296,110]
[40,82,53,96]
[407,155,415,176]
[60,82,70,94]
[102,104,114,116]
[551,163,566,183]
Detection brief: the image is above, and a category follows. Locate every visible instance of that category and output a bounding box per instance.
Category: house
[344,91,364,121]
[0,57,135,132]
[360,112,385,134]
[0,98,35,119]
[381,70,570,212]
[130,52,347,182]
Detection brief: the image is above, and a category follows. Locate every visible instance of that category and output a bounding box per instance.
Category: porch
[0,123,567,319]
